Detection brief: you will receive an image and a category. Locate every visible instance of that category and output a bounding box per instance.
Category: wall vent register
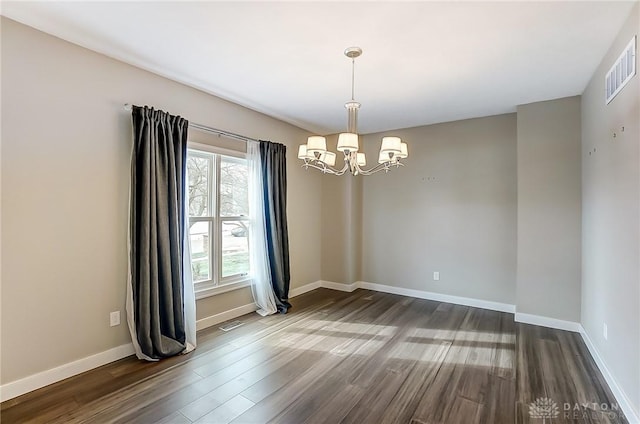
[605,36,636,104]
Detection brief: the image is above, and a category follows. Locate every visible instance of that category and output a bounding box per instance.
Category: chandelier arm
[302,159,349,176]
[302,161,338,175]
[354,160,404,176]
[357,164,389,176]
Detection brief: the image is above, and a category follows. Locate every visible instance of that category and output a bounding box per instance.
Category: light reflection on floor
[269,319,515,369]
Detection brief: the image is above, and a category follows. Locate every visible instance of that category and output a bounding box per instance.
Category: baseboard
[0,343,134,403]
[579,326,640,423]
[195,303,257,331]
[288,281,321,298]
[288,280,359,297]
[356,281,516,314]
[514,312,581,332]
[320,280,359,292]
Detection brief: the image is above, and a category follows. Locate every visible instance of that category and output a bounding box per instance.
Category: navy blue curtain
[259,140,291,313]
[129,106,189,359]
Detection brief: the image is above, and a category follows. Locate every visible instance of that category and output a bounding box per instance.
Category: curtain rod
[124,104,257,143]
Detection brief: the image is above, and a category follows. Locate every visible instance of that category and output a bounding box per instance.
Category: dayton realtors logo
[529,397,622,421]
[563,401,622,420]
[529,397,560,423]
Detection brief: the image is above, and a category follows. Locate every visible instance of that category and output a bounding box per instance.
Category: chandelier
[298,47,408,176]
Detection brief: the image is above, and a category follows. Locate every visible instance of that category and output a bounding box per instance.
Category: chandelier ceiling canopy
[298,47,408,176]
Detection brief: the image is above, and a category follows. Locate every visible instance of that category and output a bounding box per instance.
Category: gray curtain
[259,140,292,313]
[128,105,189,359]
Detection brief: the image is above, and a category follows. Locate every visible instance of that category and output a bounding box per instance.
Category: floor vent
[219,320,244,332]
[605,36,636,104]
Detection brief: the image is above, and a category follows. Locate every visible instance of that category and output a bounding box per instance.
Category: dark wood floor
[1,288,626,423]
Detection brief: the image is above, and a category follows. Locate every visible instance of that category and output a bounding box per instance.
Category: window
[187,144,250,296]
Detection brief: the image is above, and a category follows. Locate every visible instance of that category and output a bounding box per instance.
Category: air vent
[219,320,244,332]
[605,36,636,104]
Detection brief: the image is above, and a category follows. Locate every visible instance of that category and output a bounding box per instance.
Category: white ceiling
[2,1,636,134]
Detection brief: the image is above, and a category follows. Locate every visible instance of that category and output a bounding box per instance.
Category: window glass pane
[187,154,210,217]
[189,221,211,282]
[220,157,248,217]
[221,220,249,278]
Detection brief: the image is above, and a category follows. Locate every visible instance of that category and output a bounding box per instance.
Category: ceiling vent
[605,36,636,104]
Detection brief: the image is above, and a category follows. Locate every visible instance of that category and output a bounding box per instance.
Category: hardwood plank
[479,374,516,424]
[14,398,80,424]
[154,411,192,424]
[67,370,205,424]
[194,395,254,424]
[180,393,225,422]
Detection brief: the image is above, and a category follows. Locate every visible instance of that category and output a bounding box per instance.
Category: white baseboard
[320,280,359,292]
[196,303,257,331]
[356,281,515,314]
[514,312,581,332]
[579,326,640,424]
[289,280,358,296]
[288,281,321,298]
[0,343,134,403]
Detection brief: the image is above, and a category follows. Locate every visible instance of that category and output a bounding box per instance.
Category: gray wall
[516,97,582,322]
[1,18,322,384]
[360,114,517,305]
[581,3,640,415]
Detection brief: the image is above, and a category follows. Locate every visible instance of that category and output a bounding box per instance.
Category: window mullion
[219,216,249,222]
[208,154,216,287]
[215,154,222,286]
[189,216,212,223]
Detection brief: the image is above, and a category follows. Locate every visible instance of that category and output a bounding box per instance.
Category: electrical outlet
[603,323,608,340]
[110,311,121,327]
[433,271,440,281]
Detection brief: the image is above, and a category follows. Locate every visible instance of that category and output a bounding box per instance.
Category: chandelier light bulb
[319,151,337,167]
[337,132,359,152]
[398,142,409,158]
[307,136,327,154]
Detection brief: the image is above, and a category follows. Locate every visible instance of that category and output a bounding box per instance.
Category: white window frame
[188,142,250,299]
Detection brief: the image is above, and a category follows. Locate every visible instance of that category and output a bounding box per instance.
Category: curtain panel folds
[259,141,292,313]
[248,141,278,316]
[126,105,196,360]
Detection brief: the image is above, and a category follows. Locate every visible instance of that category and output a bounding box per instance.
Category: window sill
[195,279,252,300]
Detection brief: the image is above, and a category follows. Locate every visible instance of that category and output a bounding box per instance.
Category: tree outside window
[187,148,249,290]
